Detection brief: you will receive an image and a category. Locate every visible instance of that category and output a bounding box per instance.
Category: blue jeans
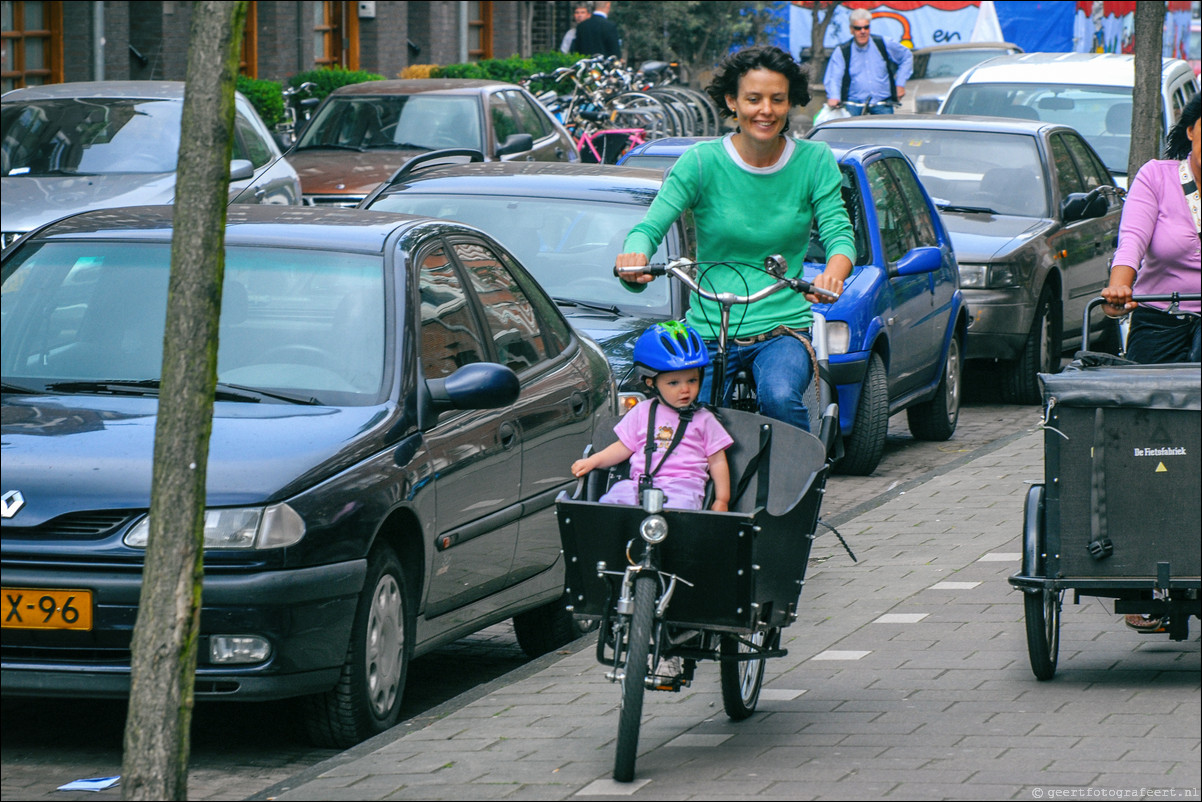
[845,101,895,116]
[699,334,813,432]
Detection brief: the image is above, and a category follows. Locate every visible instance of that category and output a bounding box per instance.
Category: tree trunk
[120,2,247,800]
[1129,1,1166,180]
[808,1,842,96]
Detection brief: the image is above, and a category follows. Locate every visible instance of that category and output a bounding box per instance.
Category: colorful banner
[788,1,1196,58]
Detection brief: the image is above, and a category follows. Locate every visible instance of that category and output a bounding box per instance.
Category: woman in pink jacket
[1101,93,1200,364]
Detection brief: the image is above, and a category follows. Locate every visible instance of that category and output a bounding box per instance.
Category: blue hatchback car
[620,137,967,475]
[369,142,966,475]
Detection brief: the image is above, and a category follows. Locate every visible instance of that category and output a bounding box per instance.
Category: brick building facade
[3,0,581,91]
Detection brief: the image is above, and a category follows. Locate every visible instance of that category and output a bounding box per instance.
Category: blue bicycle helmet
[632,321,710,379]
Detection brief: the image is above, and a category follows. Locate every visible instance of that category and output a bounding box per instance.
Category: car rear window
[1,98,182,176]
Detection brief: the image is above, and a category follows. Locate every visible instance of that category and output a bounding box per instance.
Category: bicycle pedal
[646,676,688,692]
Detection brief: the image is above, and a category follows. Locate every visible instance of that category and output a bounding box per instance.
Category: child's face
[648,368,702,409]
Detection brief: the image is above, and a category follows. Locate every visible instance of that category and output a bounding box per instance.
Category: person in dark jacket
[572,0,621,59]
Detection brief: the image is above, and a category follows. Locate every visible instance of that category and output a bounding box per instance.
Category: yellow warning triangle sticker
[1155,462,1168,472]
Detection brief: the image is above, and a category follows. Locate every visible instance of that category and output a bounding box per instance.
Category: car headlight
[124,503,305,549]
[958,262,1019,289]
[618,391,646,414]
[826,321,851,355]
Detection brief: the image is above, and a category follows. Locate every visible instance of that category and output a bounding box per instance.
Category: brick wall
[359,1,408,78]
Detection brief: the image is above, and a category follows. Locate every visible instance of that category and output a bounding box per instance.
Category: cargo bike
[1009,295,1201,680]
[556,257,846,781]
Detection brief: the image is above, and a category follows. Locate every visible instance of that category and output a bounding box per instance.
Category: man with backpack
[822,8,913,115]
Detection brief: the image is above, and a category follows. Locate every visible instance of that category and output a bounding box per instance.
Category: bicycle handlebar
[614,257,840,303]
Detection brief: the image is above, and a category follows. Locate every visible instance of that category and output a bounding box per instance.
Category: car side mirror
[497,132,534,157]
[230,159,255,181]
[420,362,520,430]
[1061,189,1108,223]
[891,245,943,277]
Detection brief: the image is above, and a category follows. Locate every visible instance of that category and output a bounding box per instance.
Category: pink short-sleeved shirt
[603,399,733,508]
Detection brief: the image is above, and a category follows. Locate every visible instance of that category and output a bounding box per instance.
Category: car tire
[512,595,594,658]
[906,334,962,441]
[837,352,888,476]
[303,545,413,748]
[1003,288,1061,405]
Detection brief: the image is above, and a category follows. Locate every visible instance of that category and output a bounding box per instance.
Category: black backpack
[840,35,898,103]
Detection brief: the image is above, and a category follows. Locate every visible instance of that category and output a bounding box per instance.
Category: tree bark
[809,1,842,97]
[120,2,247,799]
[1129,1,1167,180]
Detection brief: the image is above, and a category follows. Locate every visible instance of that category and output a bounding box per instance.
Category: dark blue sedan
[365,146,967,476]
[1,205,612,747]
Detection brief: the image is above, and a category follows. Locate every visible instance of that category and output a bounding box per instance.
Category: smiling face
[726,68,791,145]
[649,368,702,410]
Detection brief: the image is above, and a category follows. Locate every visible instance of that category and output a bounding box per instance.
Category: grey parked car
[809,115,1122,404]
[1,81,301,249]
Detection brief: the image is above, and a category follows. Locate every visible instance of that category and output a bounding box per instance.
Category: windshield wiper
[937,203,997,215]
[2,380,47,394]
[45,379,163,396]
[215,382,323,405]
[553,297,622,315]
[43,379,321,405]
[296,143,366,152]
[364,141,432,151]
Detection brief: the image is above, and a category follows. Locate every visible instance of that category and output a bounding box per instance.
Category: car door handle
[570,390,588,417]
[499,422,518,449]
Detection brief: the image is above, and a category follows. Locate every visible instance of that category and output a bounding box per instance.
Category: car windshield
[942,82,1131,175]
[1,242,387,405]
[914,48,1012,80]
[367,192,674,314]
[296,95,482,152]
[1,98,182,176]
[812,128,1047,217]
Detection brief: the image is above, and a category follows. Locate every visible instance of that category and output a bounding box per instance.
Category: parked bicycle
[557,256,849,782]
[272,81,319,150]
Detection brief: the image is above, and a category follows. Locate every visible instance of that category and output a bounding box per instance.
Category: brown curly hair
[705,46,811,123]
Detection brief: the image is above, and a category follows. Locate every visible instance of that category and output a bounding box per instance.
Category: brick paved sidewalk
[255,429,1202,801]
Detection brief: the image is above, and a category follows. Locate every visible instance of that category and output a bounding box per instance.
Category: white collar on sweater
[722,133,794,175]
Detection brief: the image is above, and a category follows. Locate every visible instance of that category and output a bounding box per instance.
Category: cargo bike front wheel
[614,571,658,783]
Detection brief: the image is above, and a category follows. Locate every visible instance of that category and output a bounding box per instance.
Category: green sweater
[625,135,855,338]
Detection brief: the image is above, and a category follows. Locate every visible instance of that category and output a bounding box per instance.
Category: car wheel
[906,334,962,441]
[512,594,595,658]
[303,545,412,748]
[837,352,888,476]
[1003,288,1061,405]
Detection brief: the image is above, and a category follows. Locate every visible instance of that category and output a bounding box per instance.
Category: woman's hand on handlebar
[616,251,654,284]
[809,256,852,303]
[1100,283,1135,317]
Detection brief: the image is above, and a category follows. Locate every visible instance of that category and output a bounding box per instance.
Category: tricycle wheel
[614,572,656,783]
[1023,588,1061,680]
[720,627,775,721]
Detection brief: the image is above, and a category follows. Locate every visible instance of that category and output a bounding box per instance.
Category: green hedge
[434,52,583,95]
[238,55,583,130]
[286,66,386,100]
[236,75,286,129]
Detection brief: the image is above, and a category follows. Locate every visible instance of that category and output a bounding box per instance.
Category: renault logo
[1,490,25,519]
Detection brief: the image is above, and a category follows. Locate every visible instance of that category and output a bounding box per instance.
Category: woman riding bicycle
[616,45,855,433]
